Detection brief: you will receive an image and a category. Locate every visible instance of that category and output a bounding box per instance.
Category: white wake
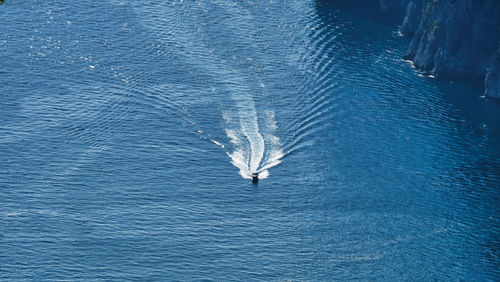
[223,93,284,180]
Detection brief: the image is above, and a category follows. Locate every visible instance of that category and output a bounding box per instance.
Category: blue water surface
[1,0,499,280]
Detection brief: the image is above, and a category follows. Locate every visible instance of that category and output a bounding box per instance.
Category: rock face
[400,0,423,36]
[382,0,500,100]
[485,48,500,100]
[402,0,500,80]
[323,0,500,100]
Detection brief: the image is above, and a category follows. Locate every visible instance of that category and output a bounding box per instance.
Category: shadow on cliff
[315,0,403,27]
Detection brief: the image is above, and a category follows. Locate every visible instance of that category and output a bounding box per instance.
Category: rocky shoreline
[381,0,500,100]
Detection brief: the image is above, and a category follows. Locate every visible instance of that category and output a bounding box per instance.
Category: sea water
[1,0,499,280]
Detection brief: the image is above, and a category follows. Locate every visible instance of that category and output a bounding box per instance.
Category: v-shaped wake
[223,95,284,180]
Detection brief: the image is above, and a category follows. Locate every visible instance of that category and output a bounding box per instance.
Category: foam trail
[236,97,264,173]
[224,95,284,180]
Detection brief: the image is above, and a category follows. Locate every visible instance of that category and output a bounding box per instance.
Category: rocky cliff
[485,48,500,100]
[380,0,500,100]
